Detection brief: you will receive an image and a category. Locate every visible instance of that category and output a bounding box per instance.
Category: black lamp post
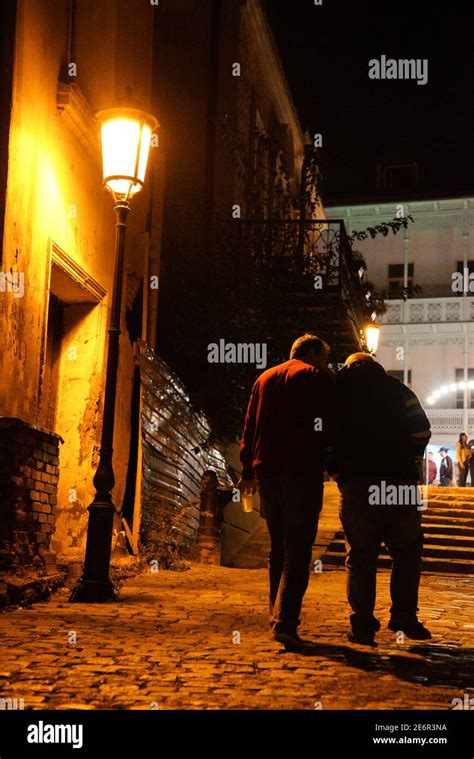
[70,107,158,602]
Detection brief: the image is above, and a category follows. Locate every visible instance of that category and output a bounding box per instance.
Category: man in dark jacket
[335,352,432,645]
[439,448,453,486]
[239,334,336,651]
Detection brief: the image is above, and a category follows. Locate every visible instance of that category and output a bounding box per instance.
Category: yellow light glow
[96,108,158,200]
[364,323,380,355]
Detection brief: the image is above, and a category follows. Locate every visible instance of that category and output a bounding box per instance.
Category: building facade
[153,0,322,280]
[0,0,163,570]
[326,195,474,462]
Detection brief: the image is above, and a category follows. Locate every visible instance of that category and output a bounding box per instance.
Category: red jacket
[240,359,337,479]
[428,459,437,484]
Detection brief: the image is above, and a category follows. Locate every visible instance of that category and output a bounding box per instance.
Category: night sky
[263,0,473,203]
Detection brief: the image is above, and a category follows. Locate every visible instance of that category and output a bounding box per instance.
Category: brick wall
[0,418,62,572]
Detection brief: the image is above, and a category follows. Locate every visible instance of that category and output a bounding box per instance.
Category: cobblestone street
[1,564,473,711]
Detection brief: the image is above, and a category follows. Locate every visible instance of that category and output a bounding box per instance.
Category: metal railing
[426,408,474,434]
[237,217,368,342]
[381,297,474,325]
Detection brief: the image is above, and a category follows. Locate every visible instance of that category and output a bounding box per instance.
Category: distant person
[468,437,474,486]
[427,451,437,485]
[239,334,336,651]
[439,448,453,486]
[456,433,470,487]
[335,353,432,645]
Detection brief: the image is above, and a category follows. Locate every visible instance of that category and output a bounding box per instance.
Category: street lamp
[364,321,380,356]
[70,107,158,603]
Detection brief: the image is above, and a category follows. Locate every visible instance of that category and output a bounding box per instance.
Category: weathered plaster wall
[1,0,157,561]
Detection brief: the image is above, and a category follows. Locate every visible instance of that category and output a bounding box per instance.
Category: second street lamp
[70,107,158,603]
[364,321,380,356]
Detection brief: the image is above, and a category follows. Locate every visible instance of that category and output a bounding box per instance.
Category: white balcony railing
[426,408,474,435]
[381,297,474,325]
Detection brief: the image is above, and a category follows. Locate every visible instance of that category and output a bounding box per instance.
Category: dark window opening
[388,263,414,296]
[455,368,474,409]
[456,261,474,275]
[387,369,412,387]
[44,295,64,432]
[379,163,420,191]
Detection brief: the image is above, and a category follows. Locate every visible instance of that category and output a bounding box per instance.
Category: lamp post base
[69,577,117,603]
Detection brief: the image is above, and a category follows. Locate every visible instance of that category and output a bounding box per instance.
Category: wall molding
[57,82,101,164]
[51,240,107,302]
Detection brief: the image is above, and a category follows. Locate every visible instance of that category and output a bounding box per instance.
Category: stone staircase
[323,486,474,574]
[229,484,474,575]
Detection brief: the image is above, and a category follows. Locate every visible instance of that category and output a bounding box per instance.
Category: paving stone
[0,564,472,709]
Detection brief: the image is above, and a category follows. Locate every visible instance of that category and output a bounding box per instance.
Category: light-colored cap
[344,352,375,368]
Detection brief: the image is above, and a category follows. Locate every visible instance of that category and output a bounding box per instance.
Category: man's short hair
[290,334,329,360]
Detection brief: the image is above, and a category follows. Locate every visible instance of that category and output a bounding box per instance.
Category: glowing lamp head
[364,322,380,356]
[96,107,158,201]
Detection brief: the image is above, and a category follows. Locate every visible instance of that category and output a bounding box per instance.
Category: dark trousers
[258,472,324,634]
[340,479,423,632]
[458,465,468,487]
[469,460,474,486]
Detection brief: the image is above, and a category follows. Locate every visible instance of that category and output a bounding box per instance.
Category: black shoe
[350,616,381,633]
[388,619,432,640]
[347,629,377,646]
[272,631,309,651]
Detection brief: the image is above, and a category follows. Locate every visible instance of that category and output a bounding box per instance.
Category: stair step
[423,511,474,522]
[331,535,474,549]
[429,488,474,495]
[429,491,474,501]
[327,540,474,560]
[322,551,474,574]
[422,534,474,547]
[426,503,474,513]
[421,524,474,537]
[428,500,474,509]
[336,518,474,533]
[424,508,474,518]
[422,515,474,527]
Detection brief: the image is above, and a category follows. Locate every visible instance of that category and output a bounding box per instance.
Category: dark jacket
[240,359,336,479]
[440,456,453,481]
[335,361,431,484]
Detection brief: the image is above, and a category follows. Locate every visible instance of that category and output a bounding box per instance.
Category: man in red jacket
[239,334,337,651]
